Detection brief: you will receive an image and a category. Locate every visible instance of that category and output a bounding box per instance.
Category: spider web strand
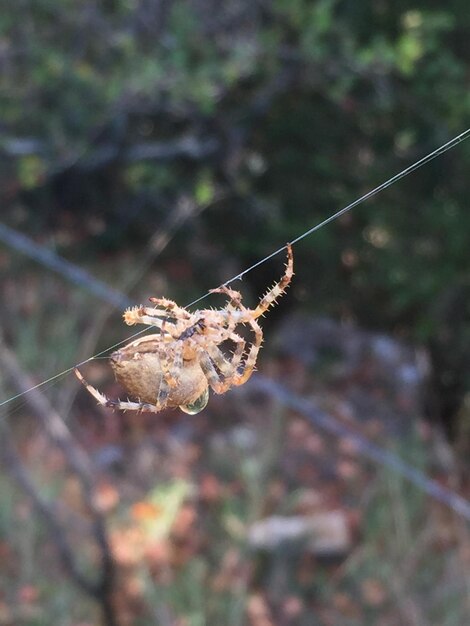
[1,127,470,408]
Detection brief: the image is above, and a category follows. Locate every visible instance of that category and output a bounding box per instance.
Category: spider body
[75,244,293,414]
[109,335,209,413]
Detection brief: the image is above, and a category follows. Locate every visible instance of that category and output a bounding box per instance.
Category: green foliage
[1,6,470,624]
[1,1,469,409]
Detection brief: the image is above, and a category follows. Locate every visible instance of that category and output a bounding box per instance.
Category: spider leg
[199,329,250,394]
[148,297,178,308]
[123,306,186,339]
[124,306,170,326]
[154,375,171,409]
[231,317,263,386]
[145,342,186,410]
[74,369,161,413]
[149,297,192,319]
[149,298,192,320]
[74,368,110,405]
[209,285,243,307]
[205,332,246,377]
[199,353,230,394]
[158,344,183,391]
[253,243,293,318]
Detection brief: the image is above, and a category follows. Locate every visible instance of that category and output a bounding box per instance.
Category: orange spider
[75,244,293,414]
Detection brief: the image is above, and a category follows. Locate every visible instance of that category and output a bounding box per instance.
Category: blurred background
[0,1,470,624]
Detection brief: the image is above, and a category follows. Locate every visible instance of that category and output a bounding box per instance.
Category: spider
[75,244,293,415]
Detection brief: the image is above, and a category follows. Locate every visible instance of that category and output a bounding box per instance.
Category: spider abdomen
[110,335,208,409]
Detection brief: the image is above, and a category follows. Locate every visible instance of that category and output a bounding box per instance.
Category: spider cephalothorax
[75,244,293,414]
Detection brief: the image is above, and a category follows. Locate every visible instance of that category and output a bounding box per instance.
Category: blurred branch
[71,134,221,172]
[0,332,118,626]
[0,189,224,314]
[249,376,470,522]
[0,222,131,309]
[1,133,220,172]
[125,135,220,162]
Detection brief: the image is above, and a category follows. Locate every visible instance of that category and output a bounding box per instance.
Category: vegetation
[0,1,469,624]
